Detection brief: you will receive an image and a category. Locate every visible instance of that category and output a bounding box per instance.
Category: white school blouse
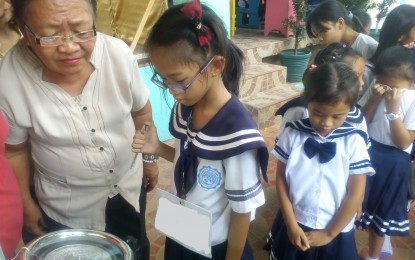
[168,99,267,245]
[351,33,378,60]
[0,33,149,230]
[273,120,375,232]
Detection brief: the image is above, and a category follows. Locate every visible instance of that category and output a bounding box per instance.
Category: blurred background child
[306,0,378,60]
[357,45,415,260]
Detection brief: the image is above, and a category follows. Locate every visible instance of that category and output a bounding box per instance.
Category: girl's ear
[397,33,407,45]
[210,55,225,75]
[337,17,345,30]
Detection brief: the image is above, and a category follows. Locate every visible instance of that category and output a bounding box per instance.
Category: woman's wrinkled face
[22,0,96,81]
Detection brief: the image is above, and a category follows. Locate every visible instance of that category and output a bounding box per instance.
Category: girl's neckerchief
[286,118,368,141]
[170,95,269,198]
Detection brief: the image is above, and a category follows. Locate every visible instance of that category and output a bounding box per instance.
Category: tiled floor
[145,124,415,259]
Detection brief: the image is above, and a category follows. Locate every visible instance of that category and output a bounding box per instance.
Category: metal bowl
[18,229,133,260]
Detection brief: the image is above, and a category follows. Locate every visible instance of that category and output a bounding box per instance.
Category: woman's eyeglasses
[151,56,216,93]
[24,22,97,47]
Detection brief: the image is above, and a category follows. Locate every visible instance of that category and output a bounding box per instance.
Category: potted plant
[279,0,311,82]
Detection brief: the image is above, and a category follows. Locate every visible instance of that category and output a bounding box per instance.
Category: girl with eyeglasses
[132,0,269,259]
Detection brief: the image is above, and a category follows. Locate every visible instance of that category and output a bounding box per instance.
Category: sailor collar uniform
[169,95,268,182]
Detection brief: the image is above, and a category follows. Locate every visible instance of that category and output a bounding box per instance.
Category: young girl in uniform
[357,46,415,260]
[134,0,268,259]
[268,62,375,260]
[356,5,415,258]
[306,0,378,60]
[275,43,368,142]
[360,4,415,101]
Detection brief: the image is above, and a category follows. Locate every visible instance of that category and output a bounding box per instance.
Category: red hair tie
[180,0,213,47]
[309,64,317,71]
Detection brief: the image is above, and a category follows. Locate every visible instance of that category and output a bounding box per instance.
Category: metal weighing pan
[17,229,133,260]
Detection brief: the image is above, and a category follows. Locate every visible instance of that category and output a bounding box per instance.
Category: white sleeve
[349,134,375,176]
[130,59,150,112]
[223,149,265,213]
[404,101,415,131]
[272,127,293,163]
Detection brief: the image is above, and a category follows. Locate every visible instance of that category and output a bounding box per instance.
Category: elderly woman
[0,0,158,258]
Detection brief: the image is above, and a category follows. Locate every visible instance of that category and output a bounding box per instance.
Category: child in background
[267,62,374,260]
[354,10,372,34]
[356,6,415,258]
[135,0,269,259]
[357,46,415,260]
[306,0,378,60]
[275,43,367,142]
[0,111,23,260]
[0,0,20,59]
[360,4,415,98]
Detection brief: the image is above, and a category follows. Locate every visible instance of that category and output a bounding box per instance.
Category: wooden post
[230,0,236,37]
[129,0,157,52]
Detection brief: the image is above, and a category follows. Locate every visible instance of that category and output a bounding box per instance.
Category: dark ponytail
[222,40,243,96]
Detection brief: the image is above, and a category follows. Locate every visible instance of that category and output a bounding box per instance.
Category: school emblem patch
[198,166,222,190]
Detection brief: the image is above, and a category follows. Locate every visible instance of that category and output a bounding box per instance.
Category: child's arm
[132,121,175,162]
[226,211,251,260]
[385,88,415,149]
[275,159,310,251]
[362,84,387,122]
[306,174,366,247]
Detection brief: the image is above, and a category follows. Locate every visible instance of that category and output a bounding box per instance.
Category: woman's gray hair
[11,0,97,23]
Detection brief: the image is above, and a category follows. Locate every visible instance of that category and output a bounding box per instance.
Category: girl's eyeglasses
[151,56,216,93]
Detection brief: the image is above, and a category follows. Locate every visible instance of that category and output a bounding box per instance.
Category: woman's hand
[23,199,47,236]
[287,223,310,251]
[132,121,159,155]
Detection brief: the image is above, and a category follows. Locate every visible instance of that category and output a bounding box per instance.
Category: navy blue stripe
[346,106,364,124]
[274,146,289,160]
[349,159,372,170]
[358,213,410,234]
[226,181,263,202]
[288,119,369,143]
